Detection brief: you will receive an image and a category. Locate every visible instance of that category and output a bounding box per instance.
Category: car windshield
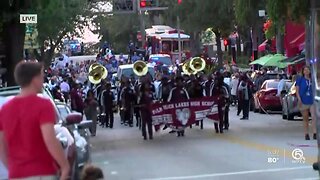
[121,67,155,79]
[150,57,172,65]
[266,81,279,89]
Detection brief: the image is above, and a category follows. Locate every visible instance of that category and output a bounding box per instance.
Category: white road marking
[141,166,312,180]
[103,161,109,165]
[293,178,319,180]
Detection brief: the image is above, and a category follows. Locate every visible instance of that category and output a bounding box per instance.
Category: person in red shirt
[0,61,69,179]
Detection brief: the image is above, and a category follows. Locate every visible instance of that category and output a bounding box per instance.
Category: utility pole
[137,0,146,48]
[136,0,168,49]
[177,16,182,64]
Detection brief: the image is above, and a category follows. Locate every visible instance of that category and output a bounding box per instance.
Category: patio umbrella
[262,54,286,67]
[249,54,273,65]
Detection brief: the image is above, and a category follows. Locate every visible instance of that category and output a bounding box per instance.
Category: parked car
[253,79,292,113]
[281,82,301,120]
[148,54,176,73]
[117,63,155,80]
[0,86,91,179]
[56,101,92,168]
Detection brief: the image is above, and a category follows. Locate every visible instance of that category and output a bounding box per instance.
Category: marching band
[91,57,232,140]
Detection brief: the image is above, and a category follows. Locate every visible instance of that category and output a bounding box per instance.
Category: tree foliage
[35,0,90,65]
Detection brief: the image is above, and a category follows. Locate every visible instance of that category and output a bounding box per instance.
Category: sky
[80,1,112,43]
[82,26,100,43]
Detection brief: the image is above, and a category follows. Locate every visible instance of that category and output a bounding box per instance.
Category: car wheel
[286,103,294,120]
[282,102,287,119]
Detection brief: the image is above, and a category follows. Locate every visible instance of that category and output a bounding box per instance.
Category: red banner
[151,96,220,127]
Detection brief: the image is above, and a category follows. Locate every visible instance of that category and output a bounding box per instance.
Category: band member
[158,76,172,102]
[120,80,135,127]
[203,74,214,96]
[118,77,127,124]
[168,76,190,137]
[140,81,154,140]
[210,73,229,133]
[134,77,142,128]
[102,82,115,128]
[189,75,204,128]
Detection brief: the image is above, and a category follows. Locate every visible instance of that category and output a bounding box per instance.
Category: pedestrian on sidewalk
[238,74,253,120]
[296,66,317,140]
[0,61,69,179]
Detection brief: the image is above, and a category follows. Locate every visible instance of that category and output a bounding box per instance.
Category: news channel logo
[291,148,305,164]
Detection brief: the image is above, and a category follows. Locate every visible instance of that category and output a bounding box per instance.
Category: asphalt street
[90,107,320,180]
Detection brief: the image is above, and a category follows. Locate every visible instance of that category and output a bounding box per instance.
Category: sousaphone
[189,57,206,72]
[88,63,108,84]
[182,59,197,75]
[133,60,148,76]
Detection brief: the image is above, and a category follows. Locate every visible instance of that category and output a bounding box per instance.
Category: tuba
[133,60,148,76]
[182,60,197,75]
[189,57,206,72]
[88,63,108,84]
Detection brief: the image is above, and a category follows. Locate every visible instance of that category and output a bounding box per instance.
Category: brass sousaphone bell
[133,60,148,76]
[182,59,197,75]
[189,57,206,72]
[88,63,108,84]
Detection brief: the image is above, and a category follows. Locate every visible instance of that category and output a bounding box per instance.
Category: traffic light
[139,0,155,9]
[178,0,182,4]
[140,0,147,8]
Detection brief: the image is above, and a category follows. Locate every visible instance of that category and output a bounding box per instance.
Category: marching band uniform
[134,80,142,128]
[210,76,229,134]
[120,82,135,127]
[203,76,213,96]
[140,83,154,140]
[189,78,204,128]
[158,77,172,102]
[118,81,125,124]
[102,83,115,128]
[168,77,190,137]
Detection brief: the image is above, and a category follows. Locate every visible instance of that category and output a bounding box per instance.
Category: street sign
[20,14,37,24]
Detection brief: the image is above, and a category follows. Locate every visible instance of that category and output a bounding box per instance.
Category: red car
[253,79,291,113]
